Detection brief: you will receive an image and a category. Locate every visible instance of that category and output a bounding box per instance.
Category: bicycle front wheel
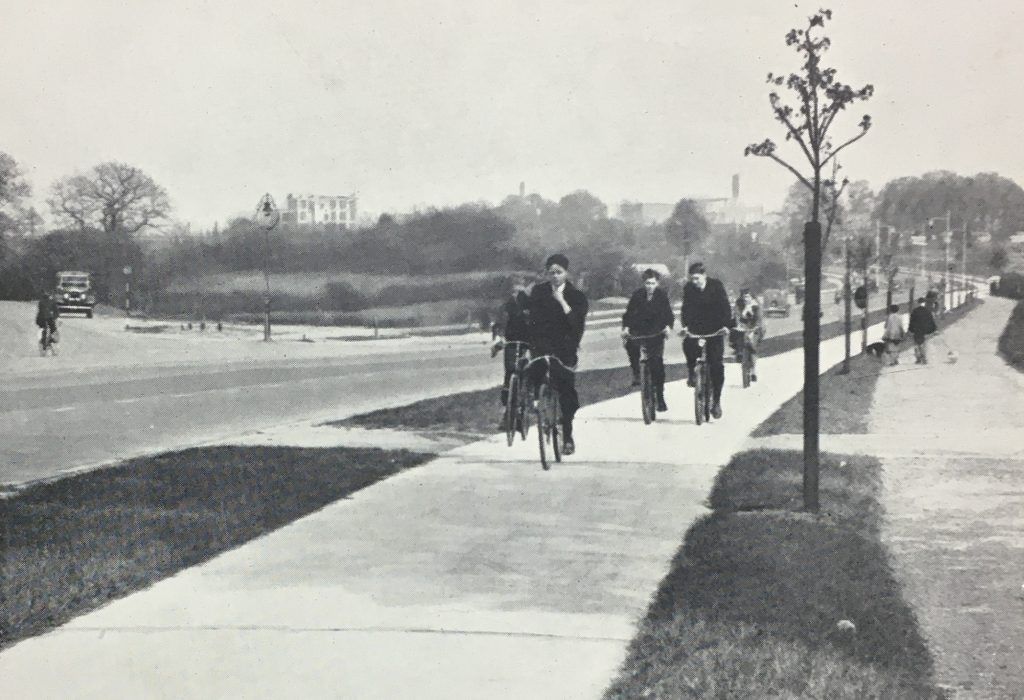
[693,364,705,426]
[504,374,519,447]
[640,361,655,425]
[537,383,551,471]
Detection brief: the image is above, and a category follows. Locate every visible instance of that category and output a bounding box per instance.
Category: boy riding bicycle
[680,262,733,419]
[620,268,674,411]
[730,289,764,382]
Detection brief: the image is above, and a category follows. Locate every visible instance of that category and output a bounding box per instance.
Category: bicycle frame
[624,332,664,425]
[523,354,576,470]
[502,341,531,445]
[682,328,729,425]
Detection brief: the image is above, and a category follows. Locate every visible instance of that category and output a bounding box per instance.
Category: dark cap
[688,261,706,275]
[545,253,569,270]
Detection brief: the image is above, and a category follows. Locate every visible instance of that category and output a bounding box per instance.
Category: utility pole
[842,234,851,373]
[942,211,951,315]
[874,221,881,291]
[961,226,968,306]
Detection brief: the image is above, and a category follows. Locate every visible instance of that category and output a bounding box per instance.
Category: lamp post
[254,194,280,342]
[123,265,133,317]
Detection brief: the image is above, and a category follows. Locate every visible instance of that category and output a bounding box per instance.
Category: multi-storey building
[284,193,358,229]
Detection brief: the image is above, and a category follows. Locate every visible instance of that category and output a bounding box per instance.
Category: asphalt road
[1,286,858,488]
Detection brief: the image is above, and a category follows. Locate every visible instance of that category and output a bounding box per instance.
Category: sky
[2,0,1023,231]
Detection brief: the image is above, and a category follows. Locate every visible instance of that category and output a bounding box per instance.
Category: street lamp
[254,194,281,341]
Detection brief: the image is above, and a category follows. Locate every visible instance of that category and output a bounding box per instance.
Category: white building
[285,193,358,229]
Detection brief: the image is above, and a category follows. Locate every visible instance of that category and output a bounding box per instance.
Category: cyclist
[620,268,673,411]
[527,253,588,456]
[679,261,733,419]
[492,273,532,409]
[35,288,59,345]
[730,288,764,382]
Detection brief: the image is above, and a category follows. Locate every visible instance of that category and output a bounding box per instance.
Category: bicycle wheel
[703,364,712,422]
[741,346,752,388]
[537,382,551,471]
[516,378,531,441]
[551,391,561,464]
[693,363,705,426]
[640,360,655,425]
[504,374,519,447]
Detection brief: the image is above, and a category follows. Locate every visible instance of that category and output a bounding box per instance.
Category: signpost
[255,194,280,342]
[123,265,133,317]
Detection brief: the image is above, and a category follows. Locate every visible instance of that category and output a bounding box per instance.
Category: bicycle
[499,340,532,446]
[682,328,730,425]
[523,354,576,471]
[623,332,664,425]
[39,324,59,357]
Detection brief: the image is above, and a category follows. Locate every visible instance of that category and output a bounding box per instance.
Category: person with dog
[908,296,938,364]
[730,289,765,382]
[680,261,733,419]
[882,303,905,366]
[620,268,674,411]
[527,254,588,456]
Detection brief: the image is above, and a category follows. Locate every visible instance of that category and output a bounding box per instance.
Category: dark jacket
[680,278,732,334]
[35,296,58,327]
[527,281,588,364]
[908,306,937,337]
[622,287,674,336]
[498,292,530,342]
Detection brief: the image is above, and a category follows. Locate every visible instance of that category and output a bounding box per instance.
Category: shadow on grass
[605,449,940,699]
[0,446,433,650]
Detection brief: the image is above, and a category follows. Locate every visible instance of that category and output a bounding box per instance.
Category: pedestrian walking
[882,303,905,366]
[908,297,938,364]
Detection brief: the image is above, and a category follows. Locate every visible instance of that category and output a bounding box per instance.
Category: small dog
[864,341,887,359]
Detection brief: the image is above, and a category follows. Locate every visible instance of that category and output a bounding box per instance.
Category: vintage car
[55,271,96,317]
[761,288,791,317]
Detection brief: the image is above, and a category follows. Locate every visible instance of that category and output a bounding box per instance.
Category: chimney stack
[732,174,740,200]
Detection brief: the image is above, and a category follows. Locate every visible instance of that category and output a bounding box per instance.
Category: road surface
[1,286,852,487]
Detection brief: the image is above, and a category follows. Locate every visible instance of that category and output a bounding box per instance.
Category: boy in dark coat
[527,253,588,455]
[908,297,938,364]
[680,262,733,418]
[492,274,532,406]
[620,268,674,410]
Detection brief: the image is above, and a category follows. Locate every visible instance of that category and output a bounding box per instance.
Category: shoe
[711,402,723,419]
[657,397,668,412]
[750,373,757,382]
[562,438,575,456]
[686,375,696,388]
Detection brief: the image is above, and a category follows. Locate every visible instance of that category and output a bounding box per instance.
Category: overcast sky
[2,1,1022,230]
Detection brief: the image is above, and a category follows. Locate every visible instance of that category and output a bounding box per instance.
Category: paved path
[0,308,898,699]
[867,297,1024,699]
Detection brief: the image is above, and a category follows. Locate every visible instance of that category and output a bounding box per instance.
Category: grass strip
[0,446,433,650]
[333,306,895,436]
[754,297,982,436]
[604,449,941,699]
[997,299,1024,371]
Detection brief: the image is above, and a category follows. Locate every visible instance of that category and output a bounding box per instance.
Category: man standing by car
[680,262,733,418]
[527,253,588,456]
[620,268,674,411]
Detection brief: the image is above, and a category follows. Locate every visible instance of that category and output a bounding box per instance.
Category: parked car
[761,288,791,317]
[55,271,96,318]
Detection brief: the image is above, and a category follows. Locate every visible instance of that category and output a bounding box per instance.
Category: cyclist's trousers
[683,336,725,403]
[625,336,666,389]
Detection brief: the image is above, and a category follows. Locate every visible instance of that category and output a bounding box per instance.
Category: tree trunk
[803,220,821,513]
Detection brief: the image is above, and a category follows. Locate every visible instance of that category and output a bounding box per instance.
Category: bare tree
[744,8,873,512]
[0,151,32,260]
[48,161,171,235]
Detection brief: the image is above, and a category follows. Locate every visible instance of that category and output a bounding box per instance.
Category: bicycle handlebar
[622,331,668,341]
[680,327,731,339]
[524,354,578,373]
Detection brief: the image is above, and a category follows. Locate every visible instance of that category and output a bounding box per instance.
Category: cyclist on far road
[527,253,588,456]
[680,262,733,419]
[491,273,532,409]
[35,288,59,343]
[620,268,673,412]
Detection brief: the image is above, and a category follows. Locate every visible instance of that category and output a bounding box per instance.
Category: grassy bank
[0,446,432,650]
[604,449,940,699]
[998,299,1024,371]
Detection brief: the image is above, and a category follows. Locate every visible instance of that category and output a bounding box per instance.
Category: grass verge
[997,298,1024,372]
[0,446,433,650]
[604,449,941,699]
[754,297,982,436]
